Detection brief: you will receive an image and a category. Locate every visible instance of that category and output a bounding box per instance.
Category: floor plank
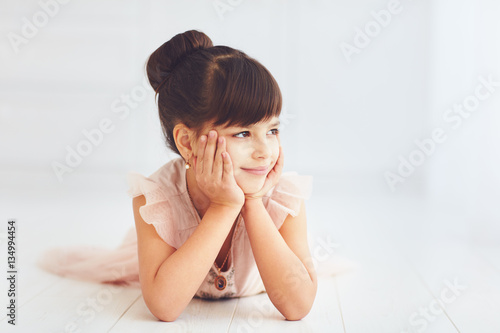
[227,276,343,332]
[473,246,500,274]
[2,188,499,332]
[307,276,345,332]
[1,278,140,333]
[0,265,60,322]
[335,248,459,333]
[109,295,238,332]
[408,241,500,333]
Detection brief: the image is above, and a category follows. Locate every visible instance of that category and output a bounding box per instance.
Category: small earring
[185,158,191,169]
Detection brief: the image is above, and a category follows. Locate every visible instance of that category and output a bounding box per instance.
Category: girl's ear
[173,123,196,160]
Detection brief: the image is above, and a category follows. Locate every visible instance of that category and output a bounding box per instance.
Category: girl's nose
[252,137,271,159]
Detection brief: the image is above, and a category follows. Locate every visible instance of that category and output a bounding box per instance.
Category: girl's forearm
[241,200,316,320]
[146,204,240,321]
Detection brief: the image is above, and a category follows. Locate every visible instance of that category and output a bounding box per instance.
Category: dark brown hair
[146,30,282,155]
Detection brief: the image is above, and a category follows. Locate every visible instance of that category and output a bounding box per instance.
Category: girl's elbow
[280,288,317,321]
[143,292,184,322]
[149,302,182,322]
[282,303,313,321]
[155,311,180,323]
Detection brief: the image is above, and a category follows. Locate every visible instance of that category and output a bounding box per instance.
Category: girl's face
[198,116,281,194]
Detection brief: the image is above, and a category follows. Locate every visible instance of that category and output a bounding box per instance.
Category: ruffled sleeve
[127,172,179,248]
[264,172,313,230]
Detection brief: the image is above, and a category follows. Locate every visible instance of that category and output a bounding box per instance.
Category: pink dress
[38,158,312,299]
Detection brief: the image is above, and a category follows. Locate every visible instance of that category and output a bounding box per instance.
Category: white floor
[1,183,499,332]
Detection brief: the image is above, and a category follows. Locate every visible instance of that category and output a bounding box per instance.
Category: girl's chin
[237,178,266,195]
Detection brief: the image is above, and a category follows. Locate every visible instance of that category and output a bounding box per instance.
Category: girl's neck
[185,168,212,218]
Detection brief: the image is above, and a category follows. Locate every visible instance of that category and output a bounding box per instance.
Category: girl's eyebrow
[269,120,280,127]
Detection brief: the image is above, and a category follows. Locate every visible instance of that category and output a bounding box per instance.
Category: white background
[1,0,499,246]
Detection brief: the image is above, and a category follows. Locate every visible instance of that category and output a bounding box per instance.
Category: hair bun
[147,30,213,91]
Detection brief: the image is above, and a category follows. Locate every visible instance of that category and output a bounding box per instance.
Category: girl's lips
[241,166,269,176]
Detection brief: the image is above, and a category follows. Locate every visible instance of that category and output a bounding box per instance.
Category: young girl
[40,30,317,321]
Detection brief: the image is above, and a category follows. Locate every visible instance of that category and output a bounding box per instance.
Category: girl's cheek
[273,140,280,156]
[224,142,239,164]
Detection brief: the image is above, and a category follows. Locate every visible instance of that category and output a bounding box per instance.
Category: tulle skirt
[37,227,141,287]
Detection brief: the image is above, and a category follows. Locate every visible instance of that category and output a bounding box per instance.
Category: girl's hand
[244,145,284,201]
[194,130,245,209]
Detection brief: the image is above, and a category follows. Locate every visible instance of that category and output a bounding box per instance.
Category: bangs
[207,53,282,128]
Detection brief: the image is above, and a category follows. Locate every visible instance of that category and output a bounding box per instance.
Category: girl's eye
[268,128,280,135]
[233,131,250,138]
[233,129,279,138]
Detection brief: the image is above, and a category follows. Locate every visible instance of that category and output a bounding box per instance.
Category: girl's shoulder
[126,158,196,249]
[127,158,186,199]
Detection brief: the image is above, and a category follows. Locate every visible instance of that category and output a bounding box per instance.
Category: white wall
[1,1,499,241]
[0,0,428,186]
[426,0,500,244]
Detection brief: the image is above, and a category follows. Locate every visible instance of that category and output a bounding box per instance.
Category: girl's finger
[213,136,225,177]
[222,152,234,180]
[203,130,217,173]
